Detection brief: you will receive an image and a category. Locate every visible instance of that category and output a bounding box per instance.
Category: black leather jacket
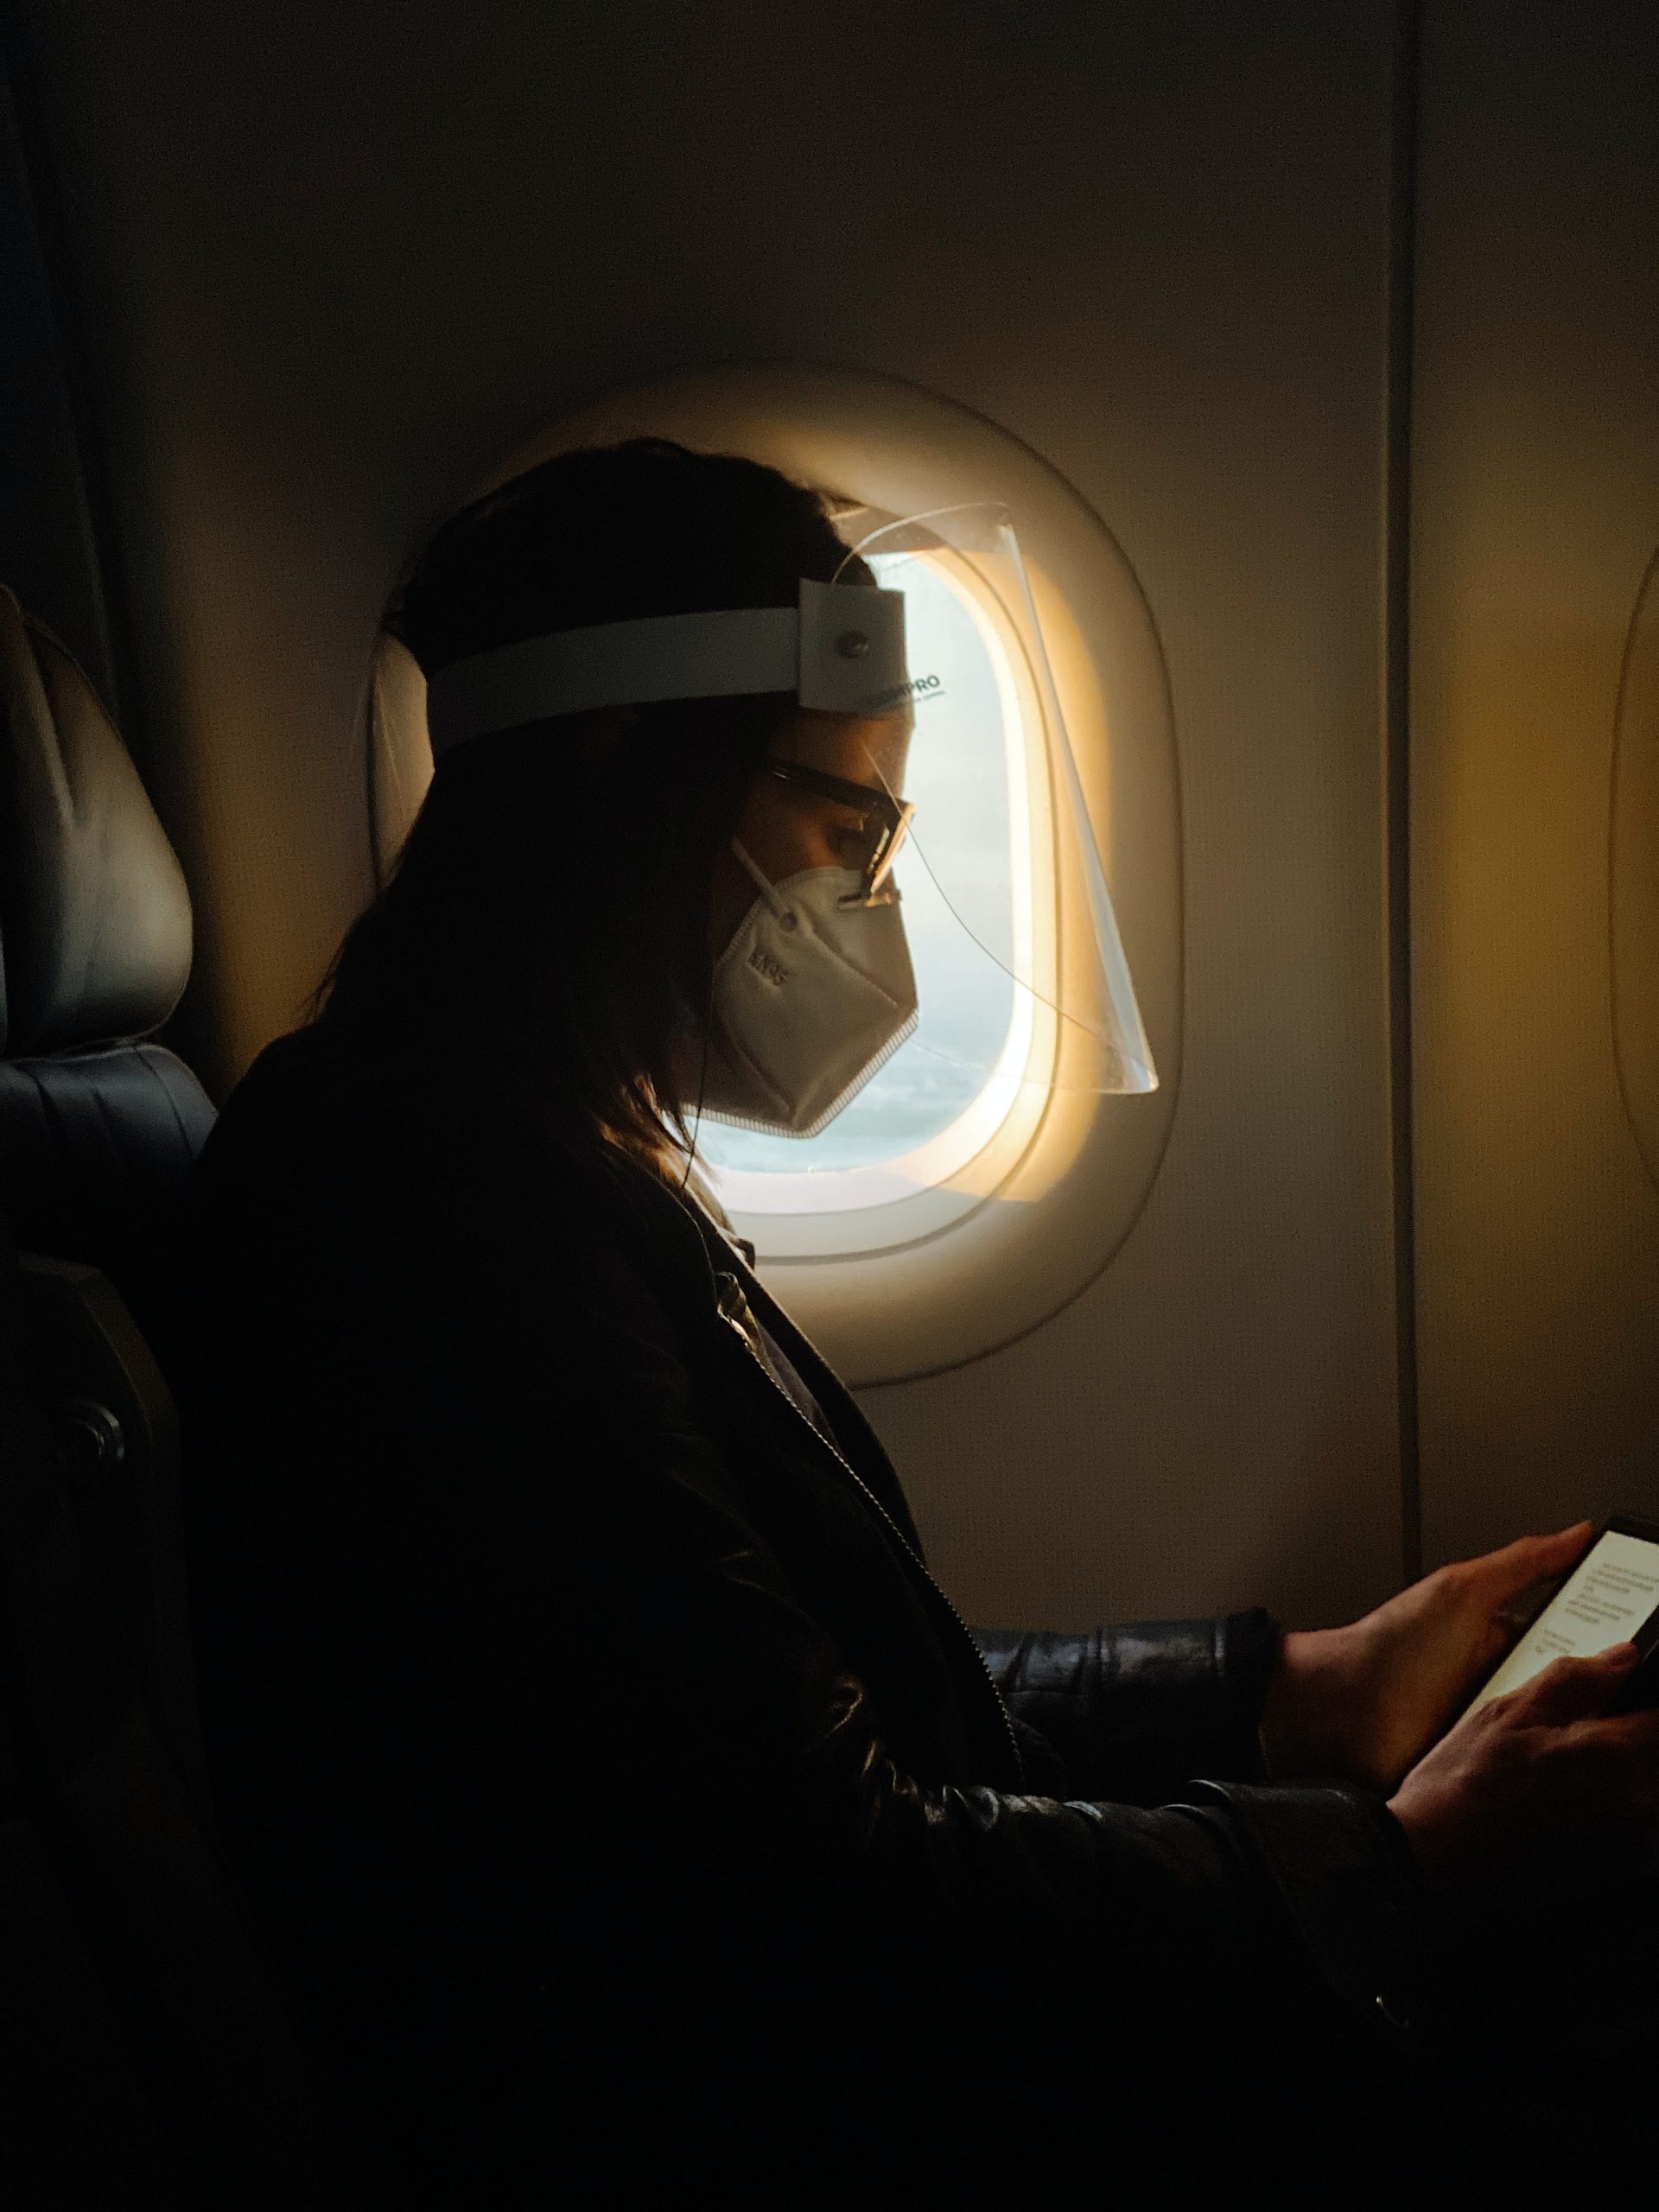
[178,1022,1446,2205]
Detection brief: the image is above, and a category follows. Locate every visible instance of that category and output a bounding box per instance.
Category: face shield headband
[423,576,913,751]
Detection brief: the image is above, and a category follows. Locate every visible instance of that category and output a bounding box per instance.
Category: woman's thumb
[1512,1519,1594,1575]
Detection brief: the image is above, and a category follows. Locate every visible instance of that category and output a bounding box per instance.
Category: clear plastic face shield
[777,500,1156,1113]
[423,498,1155,1146]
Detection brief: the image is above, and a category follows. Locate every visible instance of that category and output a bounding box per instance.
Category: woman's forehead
[771,708,913,791]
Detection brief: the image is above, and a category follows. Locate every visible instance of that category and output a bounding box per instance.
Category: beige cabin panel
[1411,1,1659,1568]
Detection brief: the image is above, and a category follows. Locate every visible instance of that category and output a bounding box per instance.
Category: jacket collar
[597,1155,1025,1789]
[602,1154,928,1553]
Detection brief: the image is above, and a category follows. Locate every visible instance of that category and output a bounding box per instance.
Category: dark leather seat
[0,580,215,1793]
[0,582,214,1356]
[0,585,350,2205]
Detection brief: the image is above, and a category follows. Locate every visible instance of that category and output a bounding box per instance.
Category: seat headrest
[0,587,192,1057]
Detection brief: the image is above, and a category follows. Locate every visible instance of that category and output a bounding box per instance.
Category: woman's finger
[1512,1643,1639,1725]
[1580,1707,1659,1757]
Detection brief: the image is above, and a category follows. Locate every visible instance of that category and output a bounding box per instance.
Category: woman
[178,439,1657,2206]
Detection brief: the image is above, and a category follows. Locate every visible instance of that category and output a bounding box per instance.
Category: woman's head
[319,437,891,1168]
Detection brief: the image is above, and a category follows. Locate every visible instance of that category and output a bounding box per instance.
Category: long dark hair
[315,438,864,1173]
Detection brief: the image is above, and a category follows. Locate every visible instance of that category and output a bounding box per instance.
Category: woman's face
[707,709,912,954]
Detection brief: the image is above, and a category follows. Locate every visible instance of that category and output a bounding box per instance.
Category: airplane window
[695,544,1026,1208]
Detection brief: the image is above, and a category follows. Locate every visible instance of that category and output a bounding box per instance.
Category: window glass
[696,550,1020,1188]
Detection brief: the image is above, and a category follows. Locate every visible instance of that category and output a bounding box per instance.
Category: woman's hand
[1258,1520,1597,1792]
[1388,1643,1659,1923]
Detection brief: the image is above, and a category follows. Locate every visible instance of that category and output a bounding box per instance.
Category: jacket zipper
[712,1274,1026,1789]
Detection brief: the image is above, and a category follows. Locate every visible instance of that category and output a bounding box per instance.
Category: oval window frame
[379,365,1182,1382]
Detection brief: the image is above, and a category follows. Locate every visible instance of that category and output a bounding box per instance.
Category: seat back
[0,592,353,2200]
[0,582,216,1350]
[0,582,215,1783]
[0,1044,215,1356]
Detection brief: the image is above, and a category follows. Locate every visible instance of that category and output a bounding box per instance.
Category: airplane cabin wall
[1410,3,1659,1567]
[16,0,1548,1637]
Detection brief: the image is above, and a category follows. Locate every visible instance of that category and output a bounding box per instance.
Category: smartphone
[1461,1512,1659,1720]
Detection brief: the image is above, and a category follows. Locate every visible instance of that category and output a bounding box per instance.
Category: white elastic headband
[424,577,907,756]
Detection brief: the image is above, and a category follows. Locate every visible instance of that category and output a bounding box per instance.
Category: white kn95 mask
[698,842,918,1139]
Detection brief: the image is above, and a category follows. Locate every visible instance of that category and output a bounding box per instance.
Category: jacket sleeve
[970,1614,1281,1804]
[544,1413,1446,2069]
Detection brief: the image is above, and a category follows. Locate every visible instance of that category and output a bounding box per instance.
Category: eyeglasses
[762,759,915,905]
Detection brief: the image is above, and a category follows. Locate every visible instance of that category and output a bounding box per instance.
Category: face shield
[423,497,1155,1135]
[775,500,1156,1109]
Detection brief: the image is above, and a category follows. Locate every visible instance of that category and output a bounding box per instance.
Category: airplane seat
[0,582,217,1793]
[0,583,215,1362]
[0,588,353,2200]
